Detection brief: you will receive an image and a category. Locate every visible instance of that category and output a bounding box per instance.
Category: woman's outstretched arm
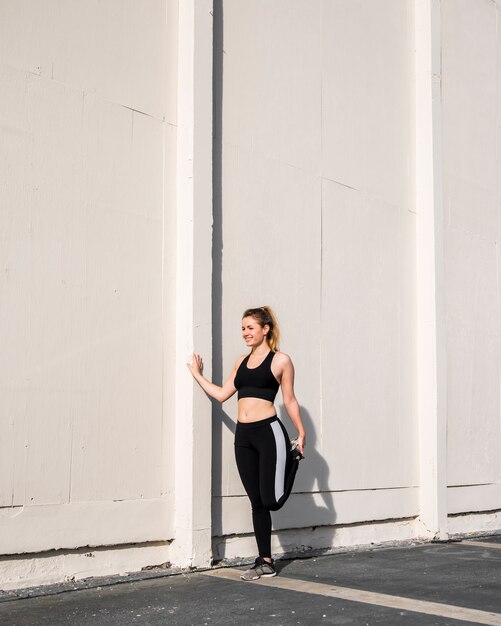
[187,353,241,403]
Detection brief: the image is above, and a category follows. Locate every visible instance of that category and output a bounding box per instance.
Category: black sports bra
[234,350,280,402]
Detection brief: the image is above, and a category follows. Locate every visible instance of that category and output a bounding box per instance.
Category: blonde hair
[242,306,281,352]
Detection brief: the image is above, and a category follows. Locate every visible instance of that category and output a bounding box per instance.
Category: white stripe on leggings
[270,420,287,502]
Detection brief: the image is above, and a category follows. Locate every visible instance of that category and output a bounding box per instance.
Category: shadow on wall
[274,406,336,568]
[211,0,227,564]
[210,401,235,563]
[209,0,336,562]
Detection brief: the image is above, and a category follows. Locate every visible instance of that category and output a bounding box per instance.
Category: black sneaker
[240,557,277,581]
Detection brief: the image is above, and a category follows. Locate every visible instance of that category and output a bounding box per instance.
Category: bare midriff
[237,397,276,423]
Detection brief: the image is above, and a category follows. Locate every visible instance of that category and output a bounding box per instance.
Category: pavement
[1,535,500,625]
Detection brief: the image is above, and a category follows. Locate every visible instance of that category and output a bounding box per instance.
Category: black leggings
[234,415,299,558]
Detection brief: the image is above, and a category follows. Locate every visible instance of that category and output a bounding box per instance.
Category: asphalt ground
[1,536,500,625]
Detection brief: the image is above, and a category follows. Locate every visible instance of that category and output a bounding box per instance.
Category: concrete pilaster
[172,0,213,567]
[415,0,448,539]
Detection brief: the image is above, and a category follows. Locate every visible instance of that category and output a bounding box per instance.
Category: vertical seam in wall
[160,103,166,497]
[497,4,500,482]
[496,5,500,282]
[320,181,323,454]
[319,0,324,454]
[67,396,74,504]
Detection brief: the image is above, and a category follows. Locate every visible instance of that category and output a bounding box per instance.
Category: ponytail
[242,305,281,352]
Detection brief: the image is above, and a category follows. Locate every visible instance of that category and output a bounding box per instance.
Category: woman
[187,306,306,581]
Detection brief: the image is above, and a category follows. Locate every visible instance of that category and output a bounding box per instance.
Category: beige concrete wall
[0,0,177,555]
[2,0,500,587]
[214,0,501,558]
[213,0,419,558]
[441,0,501,513]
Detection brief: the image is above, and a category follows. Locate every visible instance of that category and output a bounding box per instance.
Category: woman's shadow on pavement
[273,406,336,573]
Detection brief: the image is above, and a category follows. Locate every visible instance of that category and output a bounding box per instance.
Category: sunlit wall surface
[213,0,419,558]
[1,0,500,585]
[441,0,501,514]
[0,0,177,556]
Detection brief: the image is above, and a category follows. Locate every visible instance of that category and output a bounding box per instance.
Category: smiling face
[242,316,270,349]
